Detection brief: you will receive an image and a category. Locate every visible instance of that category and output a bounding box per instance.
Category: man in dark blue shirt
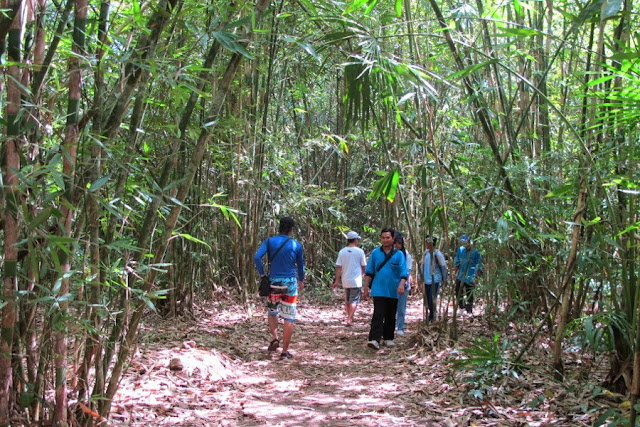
[254,217,305,360]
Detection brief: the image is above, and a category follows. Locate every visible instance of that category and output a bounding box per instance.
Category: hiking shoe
[383,340,395,347]
[367,340,380,350]
[396,330,404,336]
[268,339,279,352]
[280,351,293,360]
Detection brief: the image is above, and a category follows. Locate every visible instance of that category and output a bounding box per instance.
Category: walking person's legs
[383,297,398,342]
[396,288,408,333]
[268,278,298,358]
[464,282,474,313]
[368,297,392,349]
[345,288,361,325]
[425,283,435,322]
[368,297,385,342]
[281,320,294,353]
[266,298,281,351]
[268,314,278,341]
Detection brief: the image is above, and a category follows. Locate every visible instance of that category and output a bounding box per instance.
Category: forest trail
[112,293,614,426]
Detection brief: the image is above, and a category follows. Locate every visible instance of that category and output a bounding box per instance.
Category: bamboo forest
[0,0,638,425]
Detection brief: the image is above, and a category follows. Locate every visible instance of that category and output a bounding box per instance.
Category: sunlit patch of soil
[113,293,621,426]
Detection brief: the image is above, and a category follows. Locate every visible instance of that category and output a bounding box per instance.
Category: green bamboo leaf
[133,0,142,24]
[494,27,539,37]
[344,0,368,14]
[298,0,317,15]
[141,295,157,312]
[365,0,379,15]
[617,222,640,237]
[321,31,354,44]
[587,74,615,86]
[173,233,211,249]
[211,31,253,59]
[28,207,52,232]
[513,0,524,17]
[395,0,403,17]
[581,216,602,226]
[386,169,400,202]
[555,7,578,23]
[601,0,622,21]
[610,52,640,61]
[448,60,495,80]
[168,197,189,210]
[88,175,111,192]
[296,41,321,62]
[105,240,142,251]
[397,92,415,106]
[545,183,574,198]
[368,172,391,201]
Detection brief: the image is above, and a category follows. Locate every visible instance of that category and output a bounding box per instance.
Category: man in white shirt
[332,231,367,326]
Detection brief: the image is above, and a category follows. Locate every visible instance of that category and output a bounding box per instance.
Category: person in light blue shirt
[363,228,408,350]
[454,235,482,314]
[254,217,305,360]
[422,236,448,323]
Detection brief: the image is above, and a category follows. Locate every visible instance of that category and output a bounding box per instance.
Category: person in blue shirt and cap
[454,235,483,315]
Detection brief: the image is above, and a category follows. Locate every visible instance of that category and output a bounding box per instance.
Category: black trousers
[368,297,398,342]
[425,282,440,322]
[455,279,474,311]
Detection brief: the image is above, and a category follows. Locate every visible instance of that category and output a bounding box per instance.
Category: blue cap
[460,235,470,242]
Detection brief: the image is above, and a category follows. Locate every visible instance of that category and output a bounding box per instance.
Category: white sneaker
[396,330,404,336]
[367,340,380,350]
[383,340,395,347]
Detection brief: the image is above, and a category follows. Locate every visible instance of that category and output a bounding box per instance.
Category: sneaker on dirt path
[367,340,380,350]
[396,330,404,336]
[383,340,395,347]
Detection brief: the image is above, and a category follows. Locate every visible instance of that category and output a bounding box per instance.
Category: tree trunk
[552,177,588,379]
[52,0,87,423]
[0,3,23,421]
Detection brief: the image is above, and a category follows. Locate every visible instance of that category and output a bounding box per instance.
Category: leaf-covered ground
[112,293,625,426]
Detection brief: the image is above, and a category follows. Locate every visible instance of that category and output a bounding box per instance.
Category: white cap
[346,231,361,239]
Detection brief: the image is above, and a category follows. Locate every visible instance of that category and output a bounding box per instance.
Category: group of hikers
[254,217,483,360]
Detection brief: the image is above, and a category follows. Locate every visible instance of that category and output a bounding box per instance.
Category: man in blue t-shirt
[363,228,408,350]
[454,235,483,315]
[254,217,305,360]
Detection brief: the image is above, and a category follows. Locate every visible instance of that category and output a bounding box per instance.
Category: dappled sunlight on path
[113,293,610,425]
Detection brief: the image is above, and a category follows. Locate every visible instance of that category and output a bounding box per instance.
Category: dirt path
[112,294,614,426]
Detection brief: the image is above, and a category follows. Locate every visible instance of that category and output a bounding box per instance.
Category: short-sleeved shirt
[365,247,408,299]
[336,246,367,288]
[254,234,305,281]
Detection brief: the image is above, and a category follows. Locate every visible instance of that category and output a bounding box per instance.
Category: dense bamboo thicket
[0,0,638,424]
